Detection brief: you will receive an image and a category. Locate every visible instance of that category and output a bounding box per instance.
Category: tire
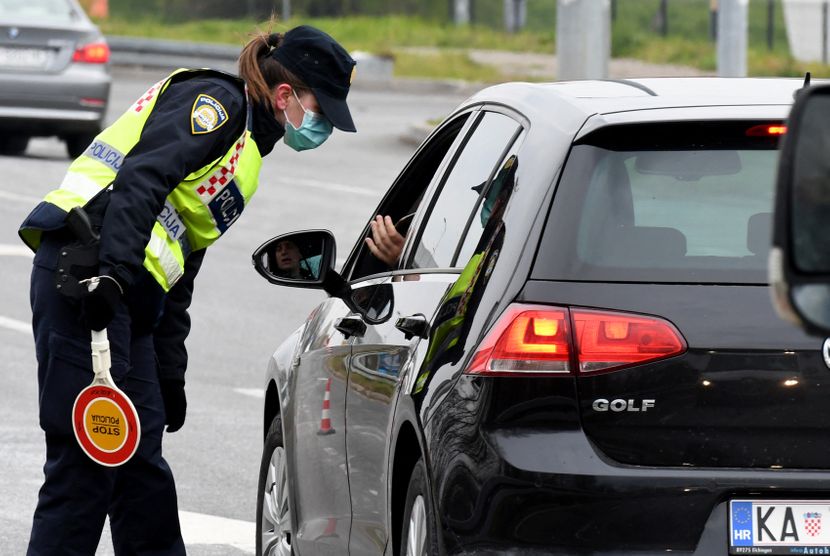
[0,135,29,156]
[399,458,439,556]
[65,132,96,159]
[256,415,294,556]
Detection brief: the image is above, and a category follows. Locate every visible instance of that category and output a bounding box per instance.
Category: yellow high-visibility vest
[19,68,263,292]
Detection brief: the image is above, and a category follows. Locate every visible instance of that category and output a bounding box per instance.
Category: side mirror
[772,84,830,335]
[252,230,335,287]
[251,231,395,325]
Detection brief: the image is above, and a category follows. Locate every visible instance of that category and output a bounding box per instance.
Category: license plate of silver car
[0,47,49,69]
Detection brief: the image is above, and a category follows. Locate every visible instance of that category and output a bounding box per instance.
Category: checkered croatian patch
[191,94,228,135]
[131,79,164,113]
[194,137,245,202]
[194,135,246,234]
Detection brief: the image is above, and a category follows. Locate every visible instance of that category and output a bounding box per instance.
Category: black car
[253,78,824,556]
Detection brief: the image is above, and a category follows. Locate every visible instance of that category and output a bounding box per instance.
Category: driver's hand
[365,215,406,267]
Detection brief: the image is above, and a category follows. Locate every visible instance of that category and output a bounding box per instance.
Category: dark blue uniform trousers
[27,238,185,556]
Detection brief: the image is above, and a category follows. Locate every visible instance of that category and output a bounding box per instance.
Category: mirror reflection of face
[275,240,302,277]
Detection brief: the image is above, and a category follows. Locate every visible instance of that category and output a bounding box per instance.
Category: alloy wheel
[406,494,427,556]
[261,445,292,555]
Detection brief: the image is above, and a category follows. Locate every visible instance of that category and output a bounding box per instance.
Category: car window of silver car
[408,112,521,270]
[0,0,76,21]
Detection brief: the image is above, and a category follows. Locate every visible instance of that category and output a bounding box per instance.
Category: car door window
[346,113,473,281]
[453,142,522,266]
[408,112,521,270]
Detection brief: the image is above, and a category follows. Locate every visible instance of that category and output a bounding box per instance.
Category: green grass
[99,15,552,82]
[393,50,503,82]
[97,2,830,81]
[99,15,553,53]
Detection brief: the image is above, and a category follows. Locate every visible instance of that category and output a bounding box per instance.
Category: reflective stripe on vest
[30,69,262,292]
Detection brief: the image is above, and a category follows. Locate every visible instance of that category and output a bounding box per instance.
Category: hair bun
[267,33,283,49]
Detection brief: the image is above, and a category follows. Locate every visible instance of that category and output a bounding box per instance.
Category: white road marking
[179,511,255,553]
[277,176,377,197]
[233,388,265,399]
[0,316,31,335]
[0,244,33,258]
[0,189,40,204]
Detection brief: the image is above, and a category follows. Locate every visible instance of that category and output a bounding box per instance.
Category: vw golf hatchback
[253,78,824,556]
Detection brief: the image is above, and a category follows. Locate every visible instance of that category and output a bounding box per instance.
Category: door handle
[395,315,429,340]
[335,317,366,339]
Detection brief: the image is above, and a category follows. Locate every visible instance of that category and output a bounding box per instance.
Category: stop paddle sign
[72,330,141,467]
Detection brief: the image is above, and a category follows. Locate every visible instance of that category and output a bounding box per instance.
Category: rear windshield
[0,0,77,22]
[533,121,782,284]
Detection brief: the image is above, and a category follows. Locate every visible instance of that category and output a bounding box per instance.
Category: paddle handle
[91,329,111,381]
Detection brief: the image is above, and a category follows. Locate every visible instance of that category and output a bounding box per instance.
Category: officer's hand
[160,379,187,433]
[365,215,406,267]
[80,275,123,331]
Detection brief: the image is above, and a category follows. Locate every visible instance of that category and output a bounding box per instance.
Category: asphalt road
[0,67,469,554]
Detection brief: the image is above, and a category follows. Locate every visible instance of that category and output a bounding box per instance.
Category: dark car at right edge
[254,78,828,555]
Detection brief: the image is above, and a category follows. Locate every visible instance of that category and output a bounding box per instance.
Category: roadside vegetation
[97,0,830,82]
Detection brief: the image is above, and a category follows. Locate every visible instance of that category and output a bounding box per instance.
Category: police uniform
[19,26,356,555]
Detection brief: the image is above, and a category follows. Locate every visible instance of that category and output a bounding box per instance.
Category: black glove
[160,378,187,433]
[80,275,123,331]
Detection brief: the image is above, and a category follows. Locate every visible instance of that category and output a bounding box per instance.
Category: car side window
[453,144,522,267]
[346,113,473,281]
[408,112,521,270]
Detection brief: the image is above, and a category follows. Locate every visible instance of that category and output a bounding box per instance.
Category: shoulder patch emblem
[191,94,229,135]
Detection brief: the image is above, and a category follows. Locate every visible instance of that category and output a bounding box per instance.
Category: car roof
[464,77,807,135]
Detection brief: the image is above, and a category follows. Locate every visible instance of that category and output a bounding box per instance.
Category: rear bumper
[427,378,830,554]
[0,63,109,136]
[445,503,731,555]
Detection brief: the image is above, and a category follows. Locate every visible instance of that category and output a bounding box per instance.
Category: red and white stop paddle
[72,328,141,466]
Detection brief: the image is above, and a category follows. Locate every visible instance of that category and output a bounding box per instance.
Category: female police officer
[18,25,356,555]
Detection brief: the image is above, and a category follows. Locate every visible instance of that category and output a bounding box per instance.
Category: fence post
[717,0,748,77]
[504,0,527,32]
[454,0,471,25]
[505,0,515,32]
[824,1,828,65]
[282,0,291,20]
[659,0,668,36]
[710,0,718,41]
[556,0,611,80]
[767,0,774,51]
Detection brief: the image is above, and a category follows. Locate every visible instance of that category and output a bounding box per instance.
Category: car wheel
[256,415,293,556]
[400,457,438,556]
[65,133,96,159]
[0,135,29,156]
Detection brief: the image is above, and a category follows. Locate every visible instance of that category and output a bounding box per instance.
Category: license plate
[730,500,830,554]
[0,46,49,69]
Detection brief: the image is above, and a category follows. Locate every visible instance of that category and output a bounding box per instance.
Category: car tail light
[467,305,571,376]
[73,41,110,64]
[465,304,686,377]
[572,309,686,373]
[746,124,786,137]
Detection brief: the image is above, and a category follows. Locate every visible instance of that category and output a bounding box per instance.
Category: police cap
[272,25,357,133]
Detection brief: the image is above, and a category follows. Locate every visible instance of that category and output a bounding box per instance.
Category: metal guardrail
[107,36,239,59]
[106,36,394,82]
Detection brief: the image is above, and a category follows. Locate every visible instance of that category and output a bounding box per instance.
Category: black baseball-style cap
[272,25,357,132]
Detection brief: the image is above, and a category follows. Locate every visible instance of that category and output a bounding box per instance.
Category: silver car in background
[0,0,110,158]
